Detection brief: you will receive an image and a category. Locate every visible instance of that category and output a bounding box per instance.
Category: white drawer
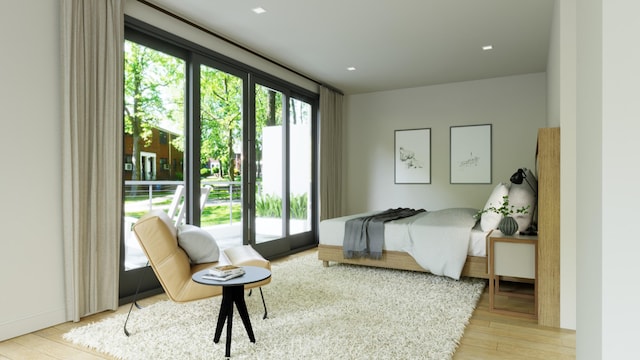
[494,241,535,279]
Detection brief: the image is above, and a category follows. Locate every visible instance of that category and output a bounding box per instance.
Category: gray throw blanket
[343,208,425,259]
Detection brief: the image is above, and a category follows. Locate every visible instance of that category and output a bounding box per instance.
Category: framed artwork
[450,124,492,184]
[394,128,431,184]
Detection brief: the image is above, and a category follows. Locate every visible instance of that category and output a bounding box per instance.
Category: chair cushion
[177,224,220,264]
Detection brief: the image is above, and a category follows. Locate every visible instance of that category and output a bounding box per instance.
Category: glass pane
[123,40,186,271]
[289,98,312,234]
[255,84,284,242]
[199,65,244,251]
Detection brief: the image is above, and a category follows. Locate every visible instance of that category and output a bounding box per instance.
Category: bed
[318,209,491,279]
[318,178,537,280]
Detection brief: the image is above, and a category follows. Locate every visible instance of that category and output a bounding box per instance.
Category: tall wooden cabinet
[536,127,560,327]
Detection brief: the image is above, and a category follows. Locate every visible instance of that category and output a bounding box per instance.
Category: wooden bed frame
[318,244,489,279]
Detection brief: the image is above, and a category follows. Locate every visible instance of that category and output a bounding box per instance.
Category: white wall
[0,1,66,340]
[577,0,640,358]
[576,1,603,357]
[343,73,547,214]
[600,1,640,355]
[547,0,577,330]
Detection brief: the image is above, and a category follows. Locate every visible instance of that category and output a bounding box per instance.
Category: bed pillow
[508,169,538,232]
[177,224,220,264]
[480,182,509,231]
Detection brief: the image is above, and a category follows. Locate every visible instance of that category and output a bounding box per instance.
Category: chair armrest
[225,245,270,270]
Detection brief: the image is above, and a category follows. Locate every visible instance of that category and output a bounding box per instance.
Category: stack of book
[202,265,245,281]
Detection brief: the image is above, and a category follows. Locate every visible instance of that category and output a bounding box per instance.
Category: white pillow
[480,182,509,231]
[508,169,537,232]
[177,224,220,264]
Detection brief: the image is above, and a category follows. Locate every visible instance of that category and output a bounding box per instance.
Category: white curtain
[319,86,344,220]
[61,0,124,321]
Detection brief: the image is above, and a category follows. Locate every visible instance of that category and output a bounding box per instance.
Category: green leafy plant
[255,193,308,219]
[475,195,529,219]
[289,193,308,220]
[255,194,282,218]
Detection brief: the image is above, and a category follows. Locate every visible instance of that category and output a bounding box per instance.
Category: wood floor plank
[12,333,107,360]
[455,346,533,360]
[496,341,575,359]
[469,323,567,347]
[490,322,576,344]
[0,339,60,360]
[456,331,499,353]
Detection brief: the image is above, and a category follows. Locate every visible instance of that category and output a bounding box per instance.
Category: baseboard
[0,307,66,342]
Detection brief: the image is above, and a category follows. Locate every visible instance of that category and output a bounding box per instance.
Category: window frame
[120,16,319,303]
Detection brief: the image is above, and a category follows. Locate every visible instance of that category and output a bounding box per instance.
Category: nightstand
[488,230,538,319]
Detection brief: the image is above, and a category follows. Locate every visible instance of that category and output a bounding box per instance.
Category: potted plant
[476,195,530,235]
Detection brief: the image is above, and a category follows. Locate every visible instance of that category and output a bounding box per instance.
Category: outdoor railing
[124,180,241,225]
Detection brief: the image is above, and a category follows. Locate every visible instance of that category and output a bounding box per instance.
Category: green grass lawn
[201,204,241,226]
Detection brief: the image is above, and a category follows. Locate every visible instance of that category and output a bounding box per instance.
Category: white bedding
[319,208,490,279]
[405,208,479,279]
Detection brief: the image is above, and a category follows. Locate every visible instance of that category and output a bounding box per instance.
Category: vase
[498,216,519,235]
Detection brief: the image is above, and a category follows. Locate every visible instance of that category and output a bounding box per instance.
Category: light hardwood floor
[0,249,575,359]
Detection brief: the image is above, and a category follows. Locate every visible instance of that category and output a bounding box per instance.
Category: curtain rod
[136,0,344,96]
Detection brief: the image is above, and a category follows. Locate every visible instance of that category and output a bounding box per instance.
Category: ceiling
[144,0,555,95]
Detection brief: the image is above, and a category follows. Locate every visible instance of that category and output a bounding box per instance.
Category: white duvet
[404,208,479,280]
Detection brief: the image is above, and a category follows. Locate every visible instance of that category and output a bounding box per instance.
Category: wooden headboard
[536,127,560,327]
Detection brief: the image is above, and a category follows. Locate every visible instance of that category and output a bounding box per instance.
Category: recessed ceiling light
[482,45,493,51]
[347,66,357,71]
[252,7,267,14]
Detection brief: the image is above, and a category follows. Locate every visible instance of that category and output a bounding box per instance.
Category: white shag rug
[64,253,485,359]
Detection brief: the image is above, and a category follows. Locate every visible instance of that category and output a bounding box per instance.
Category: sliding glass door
[288,97,313,236]
[120,33,187,301]
[251,82,315,256]
[197,60,246,251]
[253,84,285,245]
[120,21,318,302]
